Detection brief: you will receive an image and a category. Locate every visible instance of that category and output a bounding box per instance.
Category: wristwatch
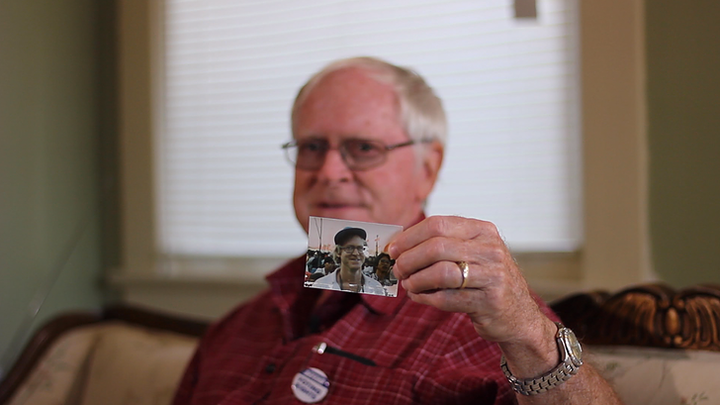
[500,322,583,396]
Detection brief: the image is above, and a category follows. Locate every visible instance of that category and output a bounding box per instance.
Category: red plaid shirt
[173,256,555,405]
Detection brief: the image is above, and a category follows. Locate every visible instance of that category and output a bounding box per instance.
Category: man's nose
[315,148,353,182]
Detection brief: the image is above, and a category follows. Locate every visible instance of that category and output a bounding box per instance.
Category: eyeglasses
[281,138,430,171]
[338,245,366,254]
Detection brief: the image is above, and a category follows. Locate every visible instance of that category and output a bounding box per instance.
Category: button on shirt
[172,255,557,405]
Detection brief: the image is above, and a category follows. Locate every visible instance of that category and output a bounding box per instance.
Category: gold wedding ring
[457,261,469,289]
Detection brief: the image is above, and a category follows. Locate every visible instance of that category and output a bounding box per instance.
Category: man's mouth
[310,200,369,222]
[317,202,359,209]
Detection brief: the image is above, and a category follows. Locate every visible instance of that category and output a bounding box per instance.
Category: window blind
[159,0,581,261]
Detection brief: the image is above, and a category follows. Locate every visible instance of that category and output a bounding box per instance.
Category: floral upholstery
[588,345,720,405]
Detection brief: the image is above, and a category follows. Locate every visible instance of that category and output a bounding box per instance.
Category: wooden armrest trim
[550,283,720,352]
[102,305,209,337]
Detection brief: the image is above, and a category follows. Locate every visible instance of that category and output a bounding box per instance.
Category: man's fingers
[392,236,460,279]
[400,261,465,292]
[405,289,483,314]
[388,216,496,258]
[401,259,502,294]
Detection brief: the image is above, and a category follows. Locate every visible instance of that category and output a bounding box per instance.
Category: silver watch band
[500,322,582,396]
[500,355,579,396]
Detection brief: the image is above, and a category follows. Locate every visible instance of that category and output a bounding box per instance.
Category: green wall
[646,1,720,286]
[0,0,110,376]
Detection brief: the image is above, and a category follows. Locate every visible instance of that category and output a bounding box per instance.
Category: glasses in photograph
[338,245,367,254]
[281,138,431,171]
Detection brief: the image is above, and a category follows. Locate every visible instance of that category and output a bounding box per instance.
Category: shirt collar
[265,255,306,314]
[359,284,406,315]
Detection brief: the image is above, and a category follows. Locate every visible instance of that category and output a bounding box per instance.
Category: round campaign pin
[291,367,330,403]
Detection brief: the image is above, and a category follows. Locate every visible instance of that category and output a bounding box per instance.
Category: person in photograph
[173,57,622,405]
[371,252,395,286]
[312,227,386,295]
[306,250,322,273]
[321,258,336,275]
[306,271,325,283]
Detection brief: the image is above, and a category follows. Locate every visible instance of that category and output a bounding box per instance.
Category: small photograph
[304,217,403,297]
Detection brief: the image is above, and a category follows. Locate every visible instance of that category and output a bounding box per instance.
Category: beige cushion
[79,323,197,405]
[588,345,720,405]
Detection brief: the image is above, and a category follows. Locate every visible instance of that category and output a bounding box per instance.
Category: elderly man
[172,57,622,404]
[311,227,385,295]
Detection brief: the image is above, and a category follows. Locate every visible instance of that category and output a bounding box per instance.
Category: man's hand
[387,215,624,404]
[387,215,549,346]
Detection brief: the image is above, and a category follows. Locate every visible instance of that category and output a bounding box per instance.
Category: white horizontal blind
[159,0,582,260]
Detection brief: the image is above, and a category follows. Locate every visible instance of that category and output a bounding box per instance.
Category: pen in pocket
[313,342,376,367]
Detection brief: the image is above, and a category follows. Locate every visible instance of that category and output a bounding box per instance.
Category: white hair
[291,56,448,149]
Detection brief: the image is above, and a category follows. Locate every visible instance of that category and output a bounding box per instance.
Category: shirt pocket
[304,352,418,405]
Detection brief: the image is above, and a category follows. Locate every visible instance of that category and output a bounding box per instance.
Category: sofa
[1,283,719,405]
[0,307,207,405]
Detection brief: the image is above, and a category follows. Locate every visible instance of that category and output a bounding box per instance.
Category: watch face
[564,329,583,363]
[557,325,583,365]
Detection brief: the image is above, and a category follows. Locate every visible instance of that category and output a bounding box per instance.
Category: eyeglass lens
[287,139,389,171]
[340,245,366,254]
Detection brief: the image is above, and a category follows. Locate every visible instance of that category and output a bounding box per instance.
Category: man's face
[376,256,391,278]
[338,235,366,272]
[292,67,441,232]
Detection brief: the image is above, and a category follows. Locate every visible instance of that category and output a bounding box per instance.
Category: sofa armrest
[0,305,209,405]
[0,313,101,404]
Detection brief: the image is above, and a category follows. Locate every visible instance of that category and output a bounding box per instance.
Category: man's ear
[416,141,444,202]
